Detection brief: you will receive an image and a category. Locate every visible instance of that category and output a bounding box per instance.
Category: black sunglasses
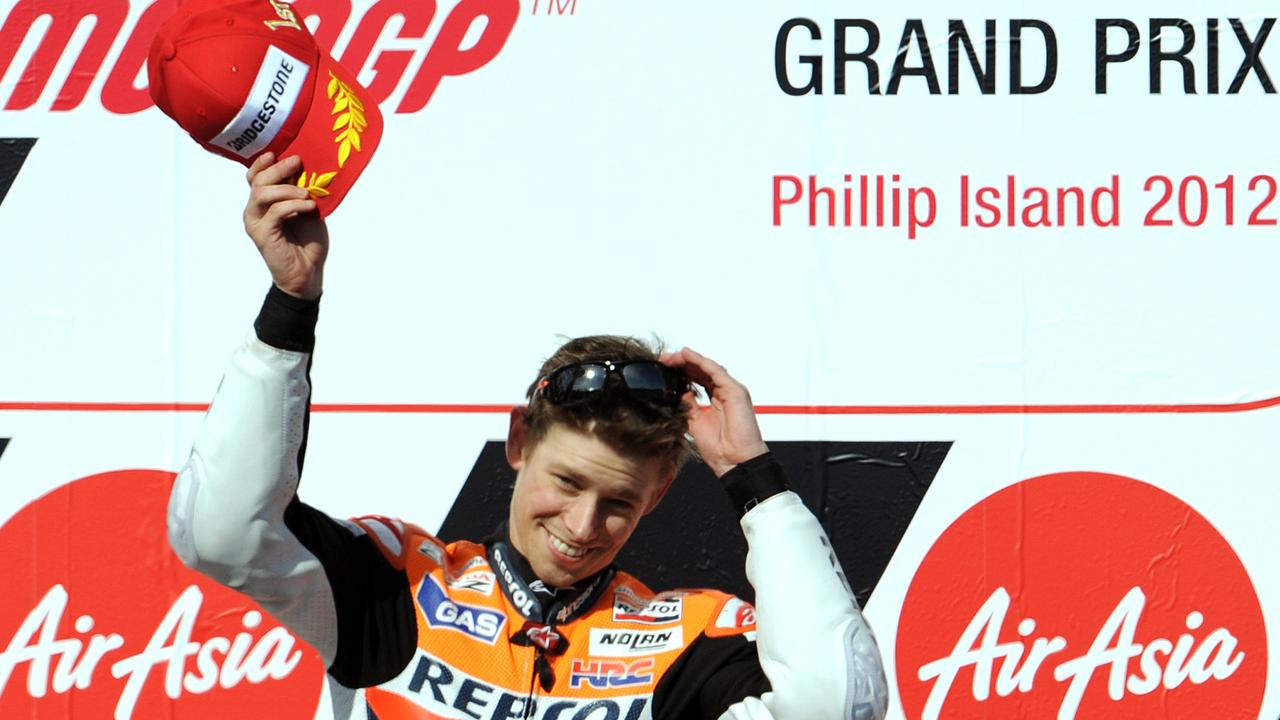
[535,360,687,407]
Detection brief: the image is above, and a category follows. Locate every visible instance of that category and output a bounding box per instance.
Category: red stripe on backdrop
[2,397,1280,414]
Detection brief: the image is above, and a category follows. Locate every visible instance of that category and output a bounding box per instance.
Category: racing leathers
[167,287,889,720]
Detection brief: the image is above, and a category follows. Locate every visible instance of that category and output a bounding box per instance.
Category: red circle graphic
[896,472,1266,719]
[0,470,324,719]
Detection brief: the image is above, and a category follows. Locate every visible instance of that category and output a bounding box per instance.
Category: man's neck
[485,525,614,626]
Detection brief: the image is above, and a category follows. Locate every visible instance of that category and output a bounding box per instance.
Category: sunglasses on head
[535,360,687,408]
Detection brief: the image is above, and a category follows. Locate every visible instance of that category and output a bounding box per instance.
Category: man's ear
[506,406,529,470]
[644,469,678,515]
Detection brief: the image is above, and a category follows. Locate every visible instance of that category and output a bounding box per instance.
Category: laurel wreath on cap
[329,73,367,168]
[295,71,368,198]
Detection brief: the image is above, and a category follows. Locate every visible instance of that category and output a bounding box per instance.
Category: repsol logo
[394,655,649,720]
[613,596,682,625]
[491,545,537,617]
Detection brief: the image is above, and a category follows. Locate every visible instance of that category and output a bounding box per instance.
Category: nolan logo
[588,628,683,657]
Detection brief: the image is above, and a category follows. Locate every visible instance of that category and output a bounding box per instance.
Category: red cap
[147,0,382,216]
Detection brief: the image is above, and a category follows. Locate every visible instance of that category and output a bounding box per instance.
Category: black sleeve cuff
[254,285,320,352]
[719,452,790,518]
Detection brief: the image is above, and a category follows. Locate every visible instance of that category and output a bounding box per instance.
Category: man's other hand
[243,152,329,300]
[660,347,770,478]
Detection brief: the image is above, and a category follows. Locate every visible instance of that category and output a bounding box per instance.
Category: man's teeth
[549,532,586,558]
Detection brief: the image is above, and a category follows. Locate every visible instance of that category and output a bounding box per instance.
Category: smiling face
[506,414,673,588]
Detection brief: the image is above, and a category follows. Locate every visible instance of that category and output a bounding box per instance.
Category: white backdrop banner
[1,1,1277,717]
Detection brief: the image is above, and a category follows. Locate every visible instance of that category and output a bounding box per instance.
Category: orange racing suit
[349,516,769,719]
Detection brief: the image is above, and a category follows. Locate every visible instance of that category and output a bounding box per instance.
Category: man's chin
[532,555,603,589]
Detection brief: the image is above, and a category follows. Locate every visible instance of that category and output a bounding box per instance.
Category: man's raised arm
[167,152,338,661]
[166,154,416,686]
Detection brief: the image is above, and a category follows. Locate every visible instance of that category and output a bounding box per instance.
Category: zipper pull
[534,648,556,692]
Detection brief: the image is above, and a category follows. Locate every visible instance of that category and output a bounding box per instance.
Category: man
[167,152,889,719]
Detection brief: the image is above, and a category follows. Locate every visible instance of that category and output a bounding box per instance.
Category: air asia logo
[896,472,1266,719]
[0,0,519,114]
[0,470,323,719]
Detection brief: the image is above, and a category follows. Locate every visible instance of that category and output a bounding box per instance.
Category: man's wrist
[254,284,320,352]
[719,452,790,518]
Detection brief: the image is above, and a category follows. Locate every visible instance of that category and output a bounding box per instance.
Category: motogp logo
[0,0,519,114]
[896,472,1267,719]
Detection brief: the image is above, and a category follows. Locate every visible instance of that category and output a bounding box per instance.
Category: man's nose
[562,496,600,542]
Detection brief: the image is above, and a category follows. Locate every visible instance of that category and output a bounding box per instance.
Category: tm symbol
[531,0,576,15]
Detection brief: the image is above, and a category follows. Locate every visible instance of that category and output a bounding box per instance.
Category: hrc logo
[569,658,655,689]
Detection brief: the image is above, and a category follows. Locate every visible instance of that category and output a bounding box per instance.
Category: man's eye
[555,475,577,488]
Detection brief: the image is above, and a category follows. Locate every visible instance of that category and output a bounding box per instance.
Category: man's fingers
[245,185,311,224]
[683,347,730,377]
[669,347,739,393]
[678,390,702,414]
[245,152,276,184]
[261,197,318,227]
[661,349,718,393]
[249,154,303,188]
